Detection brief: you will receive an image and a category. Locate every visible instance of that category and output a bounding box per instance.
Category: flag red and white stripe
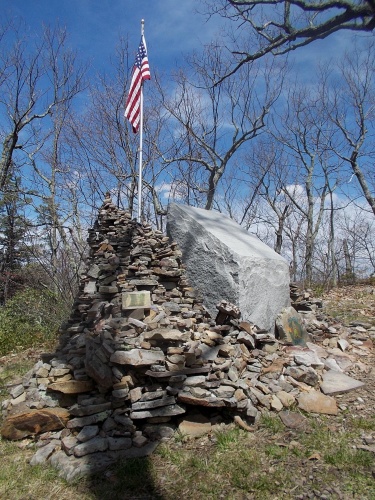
[125,35,150,133]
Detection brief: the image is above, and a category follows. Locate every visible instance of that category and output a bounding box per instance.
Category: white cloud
[155,181,186,202]
[285,183,306,203]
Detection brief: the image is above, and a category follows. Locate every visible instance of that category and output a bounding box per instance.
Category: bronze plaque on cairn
[122,291,151,310]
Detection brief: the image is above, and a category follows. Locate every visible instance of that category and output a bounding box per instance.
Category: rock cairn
[1,194,373,481]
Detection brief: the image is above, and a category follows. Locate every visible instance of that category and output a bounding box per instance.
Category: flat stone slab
[110,349,164,366]
[279,411,308,430]
[320,370,365,395]
[131,396,176,411]
[1,408,70,440]
[47,380,94,394]
[298,391,338,415]
[67,411,112,429]
[178,414,212,438]
[144,329,191,342]
[130,404,186,419]
[145,366,211,378]
[167,203,290,332]
[177,392,226,407]
[69,402,112,417]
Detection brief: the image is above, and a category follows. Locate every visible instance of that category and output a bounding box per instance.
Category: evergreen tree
[0,173,31,303]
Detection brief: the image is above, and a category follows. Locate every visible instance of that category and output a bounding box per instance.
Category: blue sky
[4,0,360,78]
[5,0,225,76]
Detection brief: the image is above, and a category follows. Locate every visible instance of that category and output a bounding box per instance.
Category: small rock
[30,442,57,465]
[132,435,148,447]
[213,386,235,398]
[143,424,176,441]
[270,395,283,412]
[276,391,295,408]
[76,425,99,443]
[74,436,108,457]
[61,435,79,455]
[324,358,343,372]
[279,411,307,430]
[9,385,25,399]
[294,350,324,368]
[338,338,350,352]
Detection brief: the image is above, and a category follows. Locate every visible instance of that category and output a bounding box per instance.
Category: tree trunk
[351,154,375,216]
[342,239,354,283]
[0,131,18,190]
[274,205,289,254]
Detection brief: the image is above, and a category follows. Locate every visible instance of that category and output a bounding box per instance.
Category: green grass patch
[347,415,375,431]
[214,426,240,450]
[325,446,373,468]
[265,443,289,460]
[260,412,285,434]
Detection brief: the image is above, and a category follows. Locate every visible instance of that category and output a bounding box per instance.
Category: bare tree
[325,41,375,216]
[157,42,286,210]
[204,0,375,79]
[0,24,88,301]
[222,135,292,253]
[336,207,375,279]
[270,79,340,285]
[0,22,86,192]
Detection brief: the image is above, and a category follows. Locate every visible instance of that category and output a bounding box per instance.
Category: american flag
[125,35,151,133]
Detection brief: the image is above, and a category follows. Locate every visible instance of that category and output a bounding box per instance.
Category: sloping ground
[323,283,375,328]
[0,284,374,499]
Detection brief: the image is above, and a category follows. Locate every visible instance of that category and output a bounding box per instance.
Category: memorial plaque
[122,291,151,310]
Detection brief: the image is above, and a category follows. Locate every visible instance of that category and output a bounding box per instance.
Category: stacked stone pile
[290,283,323,313]
[1,194,373,481]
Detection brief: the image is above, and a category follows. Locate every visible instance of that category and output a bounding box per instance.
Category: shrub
[0,287,68,355]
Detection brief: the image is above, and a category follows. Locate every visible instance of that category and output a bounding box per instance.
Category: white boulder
[167,203,290,332]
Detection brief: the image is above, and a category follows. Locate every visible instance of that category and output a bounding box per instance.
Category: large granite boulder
[167,203,290,332]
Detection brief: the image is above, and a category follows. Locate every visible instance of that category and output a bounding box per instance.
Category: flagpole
[137,19,145,224]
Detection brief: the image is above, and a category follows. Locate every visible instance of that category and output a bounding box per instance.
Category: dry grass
[322,283,375,326]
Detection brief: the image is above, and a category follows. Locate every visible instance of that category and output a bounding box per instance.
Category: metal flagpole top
[141,19,144,36]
